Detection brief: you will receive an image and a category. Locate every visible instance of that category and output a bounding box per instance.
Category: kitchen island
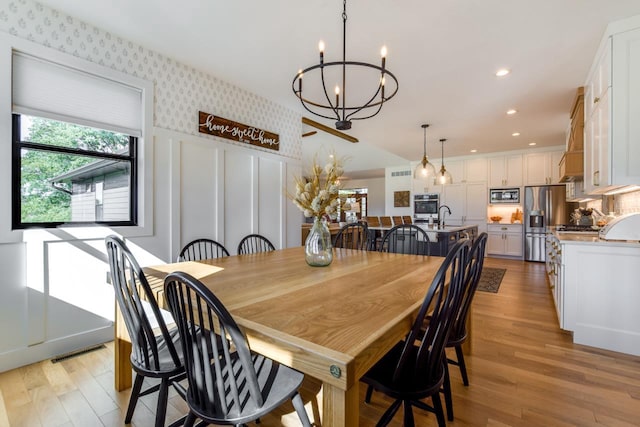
[416,224,479,256]
[546,230,640,356]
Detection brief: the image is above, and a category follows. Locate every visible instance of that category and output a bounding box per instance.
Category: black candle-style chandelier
[292,0,399,130]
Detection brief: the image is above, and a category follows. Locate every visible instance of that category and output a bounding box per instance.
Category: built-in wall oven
[413,193,439,222]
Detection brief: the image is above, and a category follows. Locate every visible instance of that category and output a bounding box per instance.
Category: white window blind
[12,51,143,137]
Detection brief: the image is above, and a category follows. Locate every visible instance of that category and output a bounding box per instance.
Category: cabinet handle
[501,227,507,231]
[593,170,600,187]
[594,96,600,104]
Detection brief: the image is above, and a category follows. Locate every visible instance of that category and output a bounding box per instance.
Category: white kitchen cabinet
[584,25,640,194]
[524,150,564,185]
[488,154,523,188]
[565,180,589,202]
[562,240,640,356]
[463,158,488,183]
[545,233,564,327]
[486,223,523,257]
[440,182,487,228]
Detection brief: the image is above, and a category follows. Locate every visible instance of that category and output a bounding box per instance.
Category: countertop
[415,224,477,233]
[552,230,640,247]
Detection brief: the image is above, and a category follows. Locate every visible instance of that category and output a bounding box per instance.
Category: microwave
[489,188,520,204]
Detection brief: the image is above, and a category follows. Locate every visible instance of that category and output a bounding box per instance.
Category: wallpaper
[0,0,302,160]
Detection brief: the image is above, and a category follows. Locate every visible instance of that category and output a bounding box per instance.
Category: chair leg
[376,399,402,427]
[291,392,312,427]
[455,344,469,386]
[183,412,197,427]
[402,400,415,427]
[154,378,170,427]
[443,362,454,421]
[365,385,374,403]
[432,391,446,427]
[125,373,144,423]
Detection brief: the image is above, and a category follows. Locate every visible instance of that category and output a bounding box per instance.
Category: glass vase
[305,217,333,267]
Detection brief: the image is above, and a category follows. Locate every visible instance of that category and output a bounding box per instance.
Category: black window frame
[12,113,138,229]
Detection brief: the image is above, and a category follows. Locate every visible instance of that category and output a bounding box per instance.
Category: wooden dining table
[114,246,447,426]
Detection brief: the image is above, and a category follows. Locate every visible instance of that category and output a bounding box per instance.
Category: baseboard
[0,325,113,373]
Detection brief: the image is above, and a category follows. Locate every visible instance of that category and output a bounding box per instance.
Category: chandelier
[292,0,399,130]
[437,138,453,185]
[413,124,436,182]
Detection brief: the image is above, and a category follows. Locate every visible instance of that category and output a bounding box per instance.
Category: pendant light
[437,138,453,185]
[413,124,436,182]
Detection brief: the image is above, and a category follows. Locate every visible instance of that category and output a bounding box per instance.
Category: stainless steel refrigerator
[524,185,571,262]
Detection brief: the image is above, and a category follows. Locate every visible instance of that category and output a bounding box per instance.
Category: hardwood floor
[1,257,640,426]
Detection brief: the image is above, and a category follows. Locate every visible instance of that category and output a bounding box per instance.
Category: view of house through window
[13,114,137,227]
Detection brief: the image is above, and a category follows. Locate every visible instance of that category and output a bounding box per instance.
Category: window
[12,115,137,227]
[11,50,144,229]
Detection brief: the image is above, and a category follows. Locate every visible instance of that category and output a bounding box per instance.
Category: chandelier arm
[319,65,341,120]
[292,62,398,112]
[296,100,345,122]
[345,83,384,121]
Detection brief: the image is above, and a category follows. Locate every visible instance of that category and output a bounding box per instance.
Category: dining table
[113,246,449,426]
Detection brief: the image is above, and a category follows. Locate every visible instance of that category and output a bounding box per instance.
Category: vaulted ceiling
[37,0,640,177]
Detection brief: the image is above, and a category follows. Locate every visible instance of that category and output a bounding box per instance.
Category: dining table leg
[114,307,132,391]
[322,382,359,427]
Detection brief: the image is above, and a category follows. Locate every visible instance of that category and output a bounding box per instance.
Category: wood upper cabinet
[584,25,640,194]
[524,150,564,185]
[489,154,523,187]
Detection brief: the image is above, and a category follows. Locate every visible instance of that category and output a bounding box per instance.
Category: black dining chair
[333,221,369,250]
[164,271,313,427]
[379,224,431,256]
[361,240,470,427]
[439,232,488,420]
[177,238,230,262]
[237,234,276,255]
[105,235,185,427]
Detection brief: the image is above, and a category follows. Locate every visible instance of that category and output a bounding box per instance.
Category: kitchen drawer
[487,224,522,233]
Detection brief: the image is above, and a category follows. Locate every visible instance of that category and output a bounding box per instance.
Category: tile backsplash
[585,189,640,216]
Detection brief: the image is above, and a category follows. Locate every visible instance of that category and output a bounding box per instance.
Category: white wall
[385,166,414,217]
[0,1,302,372]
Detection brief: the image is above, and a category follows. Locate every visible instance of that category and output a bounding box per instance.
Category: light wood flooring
[1,257,640,426]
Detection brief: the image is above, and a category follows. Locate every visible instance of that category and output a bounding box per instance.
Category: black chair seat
[184,352,305,424]
[132,325,184,376]
[362,342,445,401]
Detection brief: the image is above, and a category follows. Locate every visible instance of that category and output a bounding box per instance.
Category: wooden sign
[198,111,279,151]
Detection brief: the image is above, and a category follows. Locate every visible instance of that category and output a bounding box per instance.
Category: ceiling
[36,0,640,177]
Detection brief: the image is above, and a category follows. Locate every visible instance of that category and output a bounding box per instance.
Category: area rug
[477,267,506,293]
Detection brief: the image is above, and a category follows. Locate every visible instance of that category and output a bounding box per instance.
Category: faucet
[439,205,451,228]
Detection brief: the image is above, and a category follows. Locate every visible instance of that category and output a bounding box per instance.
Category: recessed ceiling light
[470,149,477,153]
[496,68,510,77]
[512,132,520,137]
[506,109,517,115]
[529,142,536,146]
